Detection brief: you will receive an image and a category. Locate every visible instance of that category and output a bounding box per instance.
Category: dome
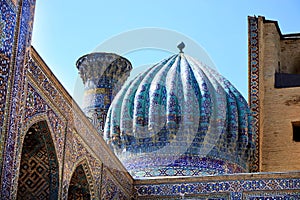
[104,52,255,178]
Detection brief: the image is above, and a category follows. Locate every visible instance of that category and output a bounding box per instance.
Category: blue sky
[31,0,300,103]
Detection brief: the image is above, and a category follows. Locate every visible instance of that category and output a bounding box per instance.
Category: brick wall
[258,17,300,172]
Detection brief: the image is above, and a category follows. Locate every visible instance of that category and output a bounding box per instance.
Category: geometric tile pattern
[105,53,255,178]
[63,134,99,199]
[26,59,66,163]
[1,0,36,198]
[1,10,132,195]
[17,121,59,199]
[134,174,300,199]
[245,191,300,200]
[0,0,17,183]
[123,155,246,178]
[68,165,91,200]
[101,166,132,200]
[248,16,260,172]
[25,50,133,199]
[17,135,51,199]
[1,1,300,200]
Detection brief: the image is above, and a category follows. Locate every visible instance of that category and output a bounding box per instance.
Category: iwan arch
[0,0,300,199]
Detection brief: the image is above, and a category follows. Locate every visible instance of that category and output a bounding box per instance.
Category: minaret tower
[76,53,132,135]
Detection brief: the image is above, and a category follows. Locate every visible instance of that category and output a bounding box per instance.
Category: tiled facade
[248,16,260,173]
[134,172,300,199]
[0,1,133,199]
[0,0,299,199]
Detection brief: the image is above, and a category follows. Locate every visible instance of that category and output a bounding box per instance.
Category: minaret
[76,53,132,135]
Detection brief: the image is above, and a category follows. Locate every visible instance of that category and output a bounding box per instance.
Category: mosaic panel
[13,81,64,198]
[137,193,230,200]
[4,2,296,200]
[63,125,128,199]
[125,155,245,178]
[27,50,133,198]
[134,176,300,198]
[85,154,102,198]
[248,16,260,172]
[23,81,66,162]
[71,109,130,176]
[27,54,69,116]
[1,0,36,198]
[68,165,91,200]
[108,164,133,193]
[61,95,132,199]
[101,166,132,200]
[63,130,132,199]
[0,0,17,178]
[26,51,121,198]
[17,121,59,199]
[105,53,255,178]
[3,0,17,11]
[23,53,133,199]
[244,191,300,200]
[63,131,97,199]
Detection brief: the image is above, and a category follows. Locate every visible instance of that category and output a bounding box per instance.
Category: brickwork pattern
[257,17,300,172]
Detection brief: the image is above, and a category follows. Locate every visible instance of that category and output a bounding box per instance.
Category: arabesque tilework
[134,172,300,199]
[0,0,17,179]
[1,0,36,198]
[25,49,133,200]
[248,16,260,172]
[0,0,133,199]
[105,53,255,178]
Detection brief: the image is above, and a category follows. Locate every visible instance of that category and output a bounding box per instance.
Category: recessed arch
[68,159,96,200]
[17,120,59,199]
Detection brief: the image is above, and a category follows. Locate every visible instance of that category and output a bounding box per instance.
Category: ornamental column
[76,53,132,135]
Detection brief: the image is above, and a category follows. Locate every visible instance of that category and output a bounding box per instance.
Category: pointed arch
[68,159,97,200]
[17,120,59,199]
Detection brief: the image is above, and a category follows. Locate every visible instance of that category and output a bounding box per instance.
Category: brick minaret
[76,53,132,135]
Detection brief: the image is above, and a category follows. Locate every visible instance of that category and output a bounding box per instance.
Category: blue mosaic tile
[231,192,242,200]
[248,16,260,172]
[105,53,255,178]
[1,0,36,198]
[134,177,300,198]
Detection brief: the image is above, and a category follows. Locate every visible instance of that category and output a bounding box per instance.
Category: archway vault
[17,120,59,199]
[68,159,97,200]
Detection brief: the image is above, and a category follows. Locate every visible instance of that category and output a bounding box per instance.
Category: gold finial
[177,42,185,53]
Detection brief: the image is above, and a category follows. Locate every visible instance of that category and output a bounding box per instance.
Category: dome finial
[177,42,185,53]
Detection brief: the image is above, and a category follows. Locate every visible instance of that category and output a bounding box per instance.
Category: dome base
[122,155,246,178]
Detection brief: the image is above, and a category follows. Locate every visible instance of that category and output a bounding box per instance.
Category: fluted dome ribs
[104,53,255,178]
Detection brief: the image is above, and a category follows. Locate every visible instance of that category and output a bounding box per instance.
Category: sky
[31,0,300,105]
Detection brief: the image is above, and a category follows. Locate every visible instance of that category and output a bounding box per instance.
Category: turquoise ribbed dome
[104,53,255,178]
